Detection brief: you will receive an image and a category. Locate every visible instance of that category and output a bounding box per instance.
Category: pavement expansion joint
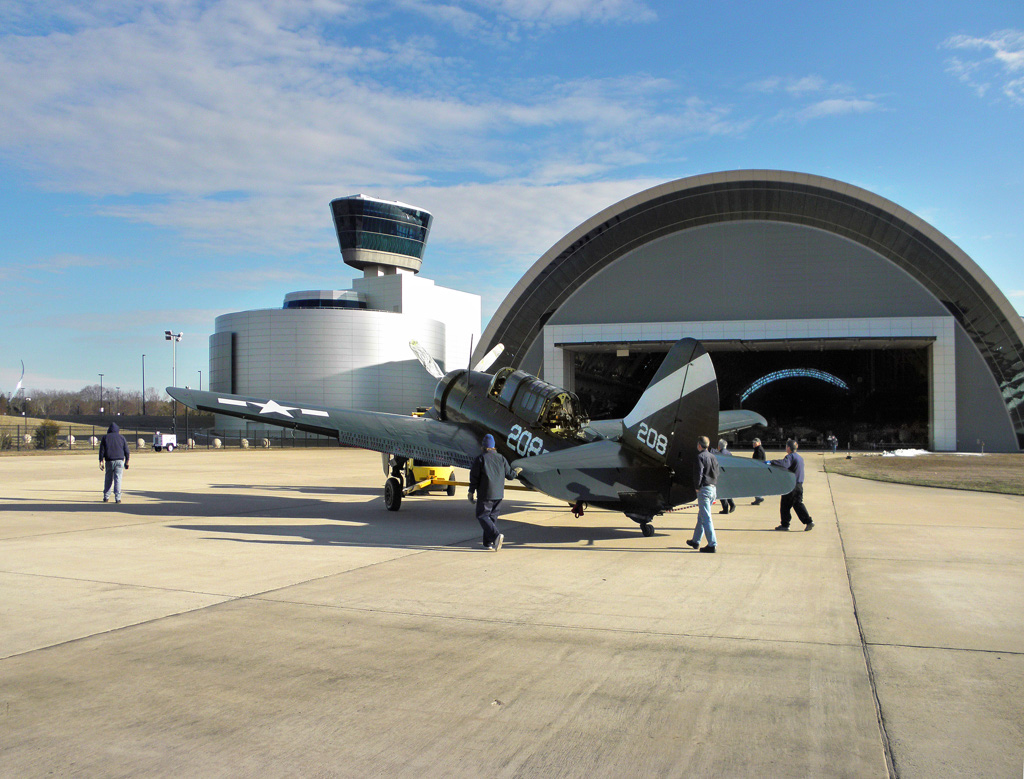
[827,467,898,779]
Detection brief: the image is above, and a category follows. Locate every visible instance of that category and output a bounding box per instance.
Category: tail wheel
[384,476,403,511]
[640,523,655,537]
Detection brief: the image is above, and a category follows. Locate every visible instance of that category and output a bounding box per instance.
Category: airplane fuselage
[431,368,683,514]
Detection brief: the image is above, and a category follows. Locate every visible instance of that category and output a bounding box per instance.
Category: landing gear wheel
[384,476,403,511]
[640,522,655,537]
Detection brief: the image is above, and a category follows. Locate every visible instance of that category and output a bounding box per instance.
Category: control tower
[330,195,433,276]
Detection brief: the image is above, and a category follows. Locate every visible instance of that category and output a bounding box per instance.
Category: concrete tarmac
[0,447,1020,777]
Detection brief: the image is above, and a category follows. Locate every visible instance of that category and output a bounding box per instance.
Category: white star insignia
[252,399,298,418]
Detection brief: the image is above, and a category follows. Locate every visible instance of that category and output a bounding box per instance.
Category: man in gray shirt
[687,436,720,553]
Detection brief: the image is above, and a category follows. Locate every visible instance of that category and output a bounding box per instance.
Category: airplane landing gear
[384,476,403,511]
[626,513,656,537]
[570,501,587,518]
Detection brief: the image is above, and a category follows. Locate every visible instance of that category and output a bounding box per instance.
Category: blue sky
[1,0,1022,396]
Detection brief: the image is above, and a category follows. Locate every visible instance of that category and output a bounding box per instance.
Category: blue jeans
[692,484,717,547]
[103,459,124,500]
[475,499,502,546]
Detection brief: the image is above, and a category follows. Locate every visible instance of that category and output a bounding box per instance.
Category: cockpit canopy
[488,368,589,436]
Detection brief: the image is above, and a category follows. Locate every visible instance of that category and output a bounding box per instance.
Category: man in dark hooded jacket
[99,423,130,503]
[468,434,521,551]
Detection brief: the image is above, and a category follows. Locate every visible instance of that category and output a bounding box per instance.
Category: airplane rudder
[621,339,717,465]
[665,356,719,471]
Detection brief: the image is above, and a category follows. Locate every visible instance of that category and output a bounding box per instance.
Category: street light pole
[165,331,183,432]
[142,354,146,415]
[198,370,202,392]
[98,373,104,415]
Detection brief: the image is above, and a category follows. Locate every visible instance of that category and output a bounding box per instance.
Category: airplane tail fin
[620,339,719,475]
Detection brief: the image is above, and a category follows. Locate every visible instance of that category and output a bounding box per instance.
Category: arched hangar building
[478,171,1024,452]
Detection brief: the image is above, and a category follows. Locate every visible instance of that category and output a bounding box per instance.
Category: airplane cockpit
[488,367,590,438]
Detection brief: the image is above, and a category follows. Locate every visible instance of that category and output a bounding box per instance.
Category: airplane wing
[715,455,795,499]
[717,410,768,434]
[585,410,767,441]
[166,387,481,469]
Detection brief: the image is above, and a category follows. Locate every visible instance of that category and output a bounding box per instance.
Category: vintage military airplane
[167,338,794,536]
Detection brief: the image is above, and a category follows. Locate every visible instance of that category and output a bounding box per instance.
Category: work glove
[467,491,475,503]
[512,467,523,477]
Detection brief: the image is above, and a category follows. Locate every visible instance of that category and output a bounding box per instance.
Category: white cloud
[748,74,880,123]
[0,3,735,254]
[398,177,665,257]
[944,29,1024,105]
[796,98,880,121]
[466,0,656,24]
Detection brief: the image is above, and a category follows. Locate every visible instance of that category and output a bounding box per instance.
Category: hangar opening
[567,338,931,449]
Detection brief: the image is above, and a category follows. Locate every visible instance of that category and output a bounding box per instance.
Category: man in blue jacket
[770,439,814,530]
[468,434,521,552]
[99,422,130,503]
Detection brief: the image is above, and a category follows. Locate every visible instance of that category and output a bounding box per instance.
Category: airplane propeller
[409,340,444,379]
[409,340,505,378]
[473,343,504,372]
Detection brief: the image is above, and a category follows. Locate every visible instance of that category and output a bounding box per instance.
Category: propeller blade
[409,340,444,379]
[474,343,504,372]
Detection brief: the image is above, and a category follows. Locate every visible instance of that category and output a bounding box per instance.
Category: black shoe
[719,509,729,514]
[686,540,699,550]
[728,505,736,513]
[804,521,814,531]
[699,545,717,553]
[774,525,790,531]
[102,498,109,503]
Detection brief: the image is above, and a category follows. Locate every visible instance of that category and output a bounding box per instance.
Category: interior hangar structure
[477,170,1024,452]
[209,195,480,435]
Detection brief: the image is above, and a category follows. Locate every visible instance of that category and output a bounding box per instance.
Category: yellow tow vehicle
[382,453,457,511]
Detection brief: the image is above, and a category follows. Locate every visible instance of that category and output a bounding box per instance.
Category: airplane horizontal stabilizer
[512,440,668,509]
[587,410,769,441]
[166,386,481,468]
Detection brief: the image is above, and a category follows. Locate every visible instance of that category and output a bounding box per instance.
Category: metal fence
[0,422,338,452]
